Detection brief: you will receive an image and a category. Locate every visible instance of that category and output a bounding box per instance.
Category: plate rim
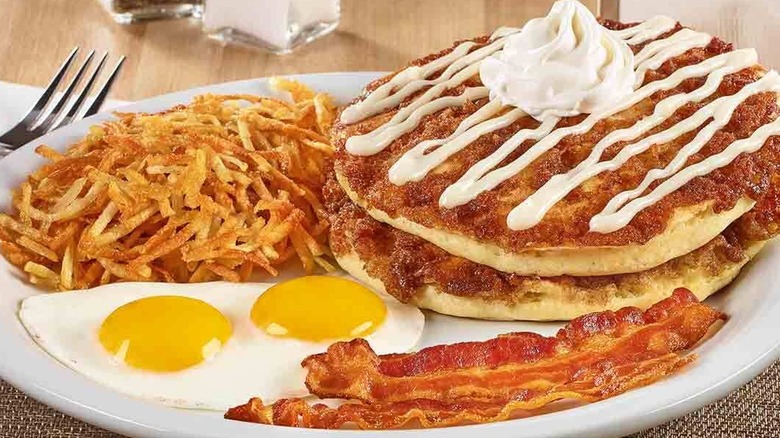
[0,72,778,438]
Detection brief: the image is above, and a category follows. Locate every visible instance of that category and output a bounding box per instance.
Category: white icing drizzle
[342,9,780,234]
[633,28,712,87]
[389,100,520,184]
[612,15,678,45]
[341,36,510,126]
[387,21,699,200]
[442,49,756,210]
[589,71,780,233]
[508,60,769,230]
[439,117,560,208]
[591,109,780,233]
[346,86,490,156]
[340,42,477,125]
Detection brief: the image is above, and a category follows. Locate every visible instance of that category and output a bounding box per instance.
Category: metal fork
[0,47,126,156]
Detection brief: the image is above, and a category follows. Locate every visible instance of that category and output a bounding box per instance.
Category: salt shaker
[98,0,204,24]
[202,0,340,54]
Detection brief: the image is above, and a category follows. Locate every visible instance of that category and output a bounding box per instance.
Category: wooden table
[0,0,602,101]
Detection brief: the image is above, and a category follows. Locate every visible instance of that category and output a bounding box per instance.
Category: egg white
[19,280,425,411]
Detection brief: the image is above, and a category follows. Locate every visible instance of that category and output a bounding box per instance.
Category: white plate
[0,73,779,438]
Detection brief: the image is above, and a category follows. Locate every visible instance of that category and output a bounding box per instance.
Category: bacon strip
[226,289,725,429]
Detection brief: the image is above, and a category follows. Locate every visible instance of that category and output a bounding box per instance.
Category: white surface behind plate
[0,73,778,438]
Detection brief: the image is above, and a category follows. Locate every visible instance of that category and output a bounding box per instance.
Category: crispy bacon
[226,289,725,429]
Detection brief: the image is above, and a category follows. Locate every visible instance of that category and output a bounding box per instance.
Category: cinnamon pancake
[327,190,764,321]
[332,17,780,277]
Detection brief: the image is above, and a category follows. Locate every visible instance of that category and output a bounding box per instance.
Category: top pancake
[332,19,780,276]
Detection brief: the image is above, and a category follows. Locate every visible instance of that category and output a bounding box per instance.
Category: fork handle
[0,145,11,159]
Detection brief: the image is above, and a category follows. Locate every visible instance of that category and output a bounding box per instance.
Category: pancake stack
[326,7,780,320]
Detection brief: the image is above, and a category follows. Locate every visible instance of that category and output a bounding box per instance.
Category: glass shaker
[97,0,204,24]
[202,0,340,54]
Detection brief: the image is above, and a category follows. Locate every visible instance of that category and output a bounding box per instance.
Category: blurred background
[1,0,602,100]
[619,0,780,71]
[2,0,775,101]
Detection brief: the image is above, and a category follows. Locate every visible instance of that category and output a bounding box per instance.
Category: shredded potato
[0,79,338,290]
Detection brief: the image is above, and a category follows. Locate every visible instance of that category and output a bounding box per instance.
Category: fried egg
[19,277,424,410]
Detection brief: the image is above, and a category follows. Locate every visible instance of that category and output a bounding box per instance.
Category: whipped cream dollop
[480,0,636,121]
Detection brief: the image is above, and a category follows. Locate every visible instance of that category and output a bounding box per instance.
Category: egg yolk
[250,276,387,342]
[99,296,232,372]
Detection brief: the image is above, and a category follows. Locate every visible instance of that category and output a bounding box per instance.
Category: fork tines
[0,47,126,149]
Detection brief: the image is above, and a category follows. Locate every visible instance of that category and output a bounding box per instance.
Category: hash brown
[0,80,339,290]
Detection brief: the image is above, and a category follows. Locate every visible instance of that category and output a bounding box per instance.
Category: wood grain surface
[619,0,780,69]
[0,0,601,101]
